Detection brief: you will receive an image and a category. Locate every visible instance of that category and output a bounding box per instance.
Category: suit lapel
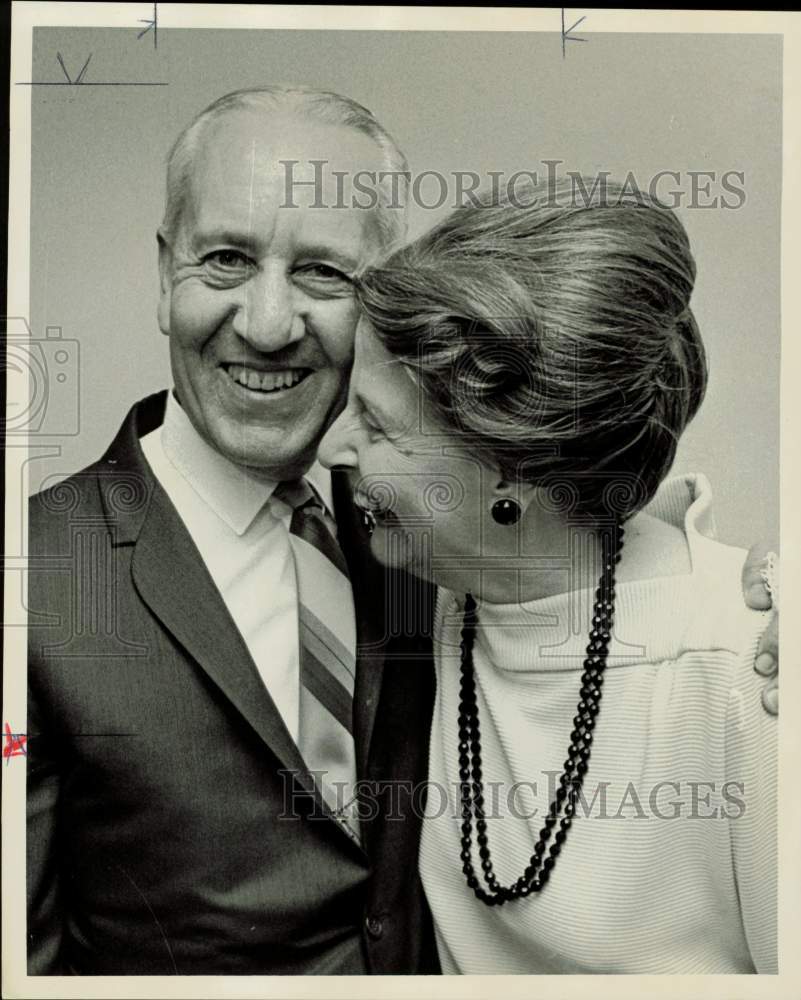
[99,393,336,810]
[130,484,312,782]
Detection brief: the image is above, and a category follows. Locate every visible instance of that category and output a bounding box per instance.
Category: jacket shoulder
[28,392,165,547]
[29,462,106,547]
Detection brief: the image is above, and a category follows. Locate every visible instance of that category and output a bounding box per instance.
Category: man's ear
[156,229,173,337]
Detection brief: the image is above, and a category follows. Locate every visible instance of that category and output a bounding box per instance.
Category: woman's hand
[742,543,779,714]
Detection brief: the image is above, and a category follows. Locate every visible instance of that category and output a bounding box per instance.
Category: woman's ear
[489,475,539,506]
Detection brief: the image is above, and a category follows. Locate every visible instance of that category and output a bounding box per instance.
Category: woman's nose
[319,408,360,469]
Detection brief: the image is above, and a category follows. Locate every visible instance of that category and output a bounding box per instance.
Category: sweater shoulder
[681,533,770,660]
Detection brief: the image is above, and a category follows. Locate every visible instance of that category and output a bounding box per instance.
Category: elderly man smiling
[27,87,436,976]
[26,86,778,976]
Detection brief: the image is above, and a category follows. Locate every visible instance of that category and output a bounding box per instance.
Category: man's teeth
[226,364,308,392]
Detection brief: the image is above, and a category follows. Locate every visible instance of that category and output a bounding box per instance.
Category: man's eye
[295,264,352,284]
[202,250,251,269]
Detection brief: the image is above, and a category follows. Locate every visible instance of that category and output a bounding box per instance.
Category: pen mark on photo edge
[562,8,588,59]
[17,52,167,87]
[116,865,180,974]
[3,723,28,762]
[56,51,91,85]
[137,1,159,50]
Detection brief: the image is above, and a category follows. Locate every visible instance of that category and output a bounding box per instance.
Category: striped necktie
[274,480,361,844]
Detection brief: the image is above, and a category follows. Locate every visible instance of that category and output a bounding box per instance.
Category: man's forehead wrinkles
[192,171,282,211]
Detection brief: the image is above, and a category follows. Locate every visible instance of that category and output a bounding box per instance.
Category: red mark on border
[3,722,27,762]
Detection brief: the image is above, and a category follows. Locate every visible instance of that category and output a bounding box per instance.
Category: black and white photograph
[4,5,799,998]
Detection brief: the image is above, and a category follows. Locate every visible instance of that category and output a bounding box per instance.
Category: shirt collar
[304,459,335,519]
[160,391,334,535]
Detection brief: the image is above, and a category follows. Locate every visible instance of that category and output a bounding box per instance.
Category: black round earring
[490,497,522,525]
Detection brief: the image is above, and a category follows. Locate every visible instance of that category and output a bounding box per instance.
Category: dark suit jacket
[27,391,439,975]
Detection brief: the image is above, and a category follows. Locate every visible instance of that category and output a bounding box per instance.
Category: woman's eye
[360,406,384,437]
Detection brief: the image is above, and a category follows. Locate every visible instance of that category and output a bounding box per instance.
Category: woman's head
[320,177,707,585]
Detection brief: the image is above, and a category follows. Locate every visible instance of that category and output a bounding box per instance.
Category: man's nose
[231,264,303,352]
[318,408,359,469]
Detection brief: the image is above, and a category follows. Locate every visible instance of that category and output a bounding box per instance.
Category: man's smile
[220,362,314,394]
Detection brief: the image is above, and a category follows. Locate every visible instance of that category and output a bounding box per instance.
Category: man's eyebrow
[294,245,360,272]
[192,227,258,248]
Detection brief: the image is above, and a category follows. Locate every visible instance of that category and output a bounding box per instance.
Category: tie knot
[277,479,348,577]
[274,479,319,513]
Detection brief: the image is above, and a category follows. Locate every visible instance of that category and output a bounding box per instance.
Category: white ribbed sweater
[419,475,777,975]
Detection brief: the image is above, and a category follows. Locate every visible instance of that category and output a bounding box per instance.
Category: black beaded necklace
[458,521,625,905]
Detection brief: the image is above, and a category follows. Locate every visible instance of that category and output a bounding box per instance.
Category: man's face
[157,110,386,478]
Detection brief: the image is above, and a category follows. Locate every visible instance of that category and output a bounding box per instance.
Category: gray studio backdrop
[26,27,781,546]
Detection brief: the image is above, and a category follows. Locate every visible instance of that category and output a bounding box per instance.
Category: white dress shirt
[140,392,336,743]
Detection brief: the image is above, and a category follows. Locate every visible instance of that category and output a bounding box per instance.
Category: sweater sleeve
[724,609,778,974]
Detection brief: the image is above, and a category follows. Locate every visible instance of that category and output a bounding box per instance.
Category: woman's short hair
[354,177,707,519]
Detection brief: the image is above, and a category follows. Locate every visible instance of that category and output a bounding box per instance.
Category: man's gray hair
[161,86,409,248]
